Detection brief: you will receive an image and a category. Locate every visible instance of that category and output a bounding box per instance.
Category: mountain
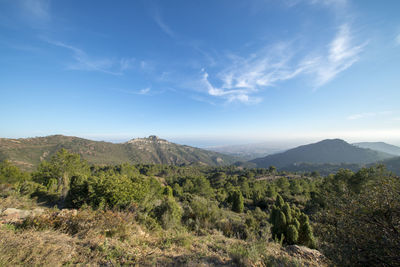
[0,135,237,171]
[207,143,288,160]
[353,142,400,156]
[250,139,395,169]
[372,156,400,175]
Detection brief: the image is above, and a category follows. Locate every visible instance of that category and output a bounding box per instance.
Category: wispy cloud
[43,38,136,75]
[153,9,175,38]
[347,112,376,120]
[19,0,51,22]
[308,0,347,7]
[113,87,161,96]
[201,70,262,104]
[139,87,151,95]
[396,33,400,46]
[305,24,366,86]
[347,111,394,120]
[119,58,135,71]
[201,24,365,103]
[281,0,348,9]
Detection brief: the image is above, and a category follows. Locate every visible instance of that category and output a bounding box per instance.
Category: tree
[315,166,400,266]
[153,195,183,230]
[231,190,244,213]
[270,194,315,248]
[298,214,316,248]
[0,160,30,184]
[269,165,277,174]
[286,225,299,245]
[32,149,90,205]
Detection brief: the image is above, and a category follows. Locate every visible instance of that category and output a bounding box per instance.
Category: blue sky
[1,0,400,147]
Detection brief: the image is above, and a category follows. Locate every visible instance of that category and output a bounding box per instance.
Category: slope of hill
[372,156,400,175]
[353,142,400,156]
[0,135,237,170]
[250,139,395,169]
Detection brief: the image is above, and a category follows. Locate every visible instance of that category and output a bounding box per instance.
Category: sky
[1,0,400,147]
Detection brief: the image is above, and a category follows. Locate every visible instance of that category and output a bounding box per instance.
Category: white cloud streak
[347,112,376,120]
[44,38,136,75]
[203,24,365,103]
[153,10,175,38]
[139,87,151,95]
[19,0,51,21]
[347,111,394,120]
[306,24,366,86]
[396,33,400,46]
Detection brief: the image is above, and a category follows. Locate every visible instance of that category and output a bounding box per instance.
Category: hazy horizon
[2,133,400,149]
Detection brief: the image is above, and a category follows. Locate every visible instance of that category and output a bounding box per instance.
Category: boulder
[58,209,78,218]
[285,245,328,265]
[0,207,45,224]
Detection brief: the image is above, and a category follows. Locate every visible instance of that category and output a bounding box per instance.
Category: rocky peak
[127,135,169,144]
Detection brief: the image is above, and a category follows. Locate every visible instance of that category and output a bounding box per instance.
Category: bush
[152,196,183,230]
[32,149,90,202]
[270,194,315,248]
[0,161,30,184]
[231,190,244,213]
[182,195,220,231]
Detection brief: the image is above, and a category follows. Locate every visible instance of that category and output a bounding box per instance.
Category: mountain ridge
[0,135,237,170]
[250,139,395,169]
[353,142,400,156]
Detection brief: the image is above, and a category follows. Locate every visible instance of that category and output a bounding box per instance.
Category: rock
[32,208,45,216]
[0,207,45,224]
[285,245,327,264]
[58,209,78,218]
[1,208,31,223]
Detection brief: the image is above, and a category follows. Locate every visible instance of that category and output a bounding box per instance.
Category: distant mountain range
[353,142,400,156]
[0,135,237,171]
[1,135,400,175]
[207,143,287,160]
[250,139,395,169]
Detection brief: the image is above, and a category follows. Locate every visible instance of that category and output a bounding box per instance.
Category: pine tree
[275,194,284,208]
[286,224,299,244]
[282,203,292,223]
[270,195,316,248]
[231,190,244,213]
[298,214,316,248]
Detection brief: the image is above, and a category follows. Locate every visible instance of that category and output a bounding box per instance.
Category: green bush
[231,190,244,213]
[0,161,30,184]
[270,194,315,248]
[182,195,220,231]
[152,196,183,229]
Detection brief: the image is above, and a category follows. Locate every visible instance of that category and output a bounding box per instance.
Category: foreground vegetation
[1,149,399,266]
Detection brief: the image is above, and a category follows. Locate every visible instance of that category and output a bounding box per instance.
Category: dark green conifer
[286,224,299,244]
[231,190,244,213]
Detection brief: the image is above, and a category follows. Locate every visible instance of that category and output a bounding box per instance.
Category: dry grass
[0,192,39,210]
[0,195,328,266]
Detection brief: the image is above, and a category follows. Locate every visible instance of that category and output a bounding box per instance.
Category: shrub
[231,190,244,213]
[270,194,315,248]
[152,196,183,230]
[0,161,30,184]
[182,195,220,231]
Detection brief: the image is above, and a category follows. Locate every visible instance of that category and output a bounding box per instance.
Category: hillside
[0,135,237,170]
[373,156,400,175]
[250,139,395,169]
[282,162,362,176]
[353,142,400,156]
